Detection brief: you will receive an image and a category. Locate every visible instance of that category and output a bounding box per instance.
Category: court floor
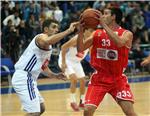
[1,81,150,116]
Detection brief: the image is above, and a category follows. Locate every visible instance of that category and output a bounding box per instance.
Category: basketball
[80,8,101,29]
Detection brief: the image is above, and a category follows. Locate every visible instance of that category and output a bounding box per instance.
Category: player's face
[48,23,59,36]
[103,9,113,25]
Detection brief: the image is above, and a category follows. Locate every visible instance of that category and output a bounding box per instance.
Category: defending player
[11,19,78,116]
[77,8,137,116]
[58,29,93,111]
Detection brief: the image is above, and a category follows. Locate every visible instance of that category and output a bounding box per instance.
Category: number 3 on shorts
[117,90,131,98]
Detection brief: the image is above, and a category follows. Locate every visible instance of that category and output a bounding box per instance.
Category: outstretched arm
[37,22,79,49]
[45,22,78,45]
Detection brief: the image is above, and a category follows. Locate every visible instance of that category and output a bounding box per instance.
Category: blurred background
[1,0,150,85]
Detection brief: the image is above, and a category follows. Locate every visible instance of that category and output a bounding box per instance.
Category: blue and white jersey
[15,34,52,79]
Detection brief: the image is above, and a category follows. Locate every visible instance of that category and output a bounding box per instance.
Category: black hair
[110,8,123,24]
[42,19,59,32]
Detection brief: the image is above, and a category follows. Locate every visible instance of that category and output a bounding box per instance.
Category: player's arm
[37,22,79,48]
[61,35,77,72]
[43,66,66,80]
[77,25,94,53]
[100,17,133,48]
[43,66,57,78]
[104,25,133,48]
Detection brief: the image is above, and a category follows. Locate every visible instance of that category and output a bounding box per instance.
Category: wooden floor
[1,82,150,116]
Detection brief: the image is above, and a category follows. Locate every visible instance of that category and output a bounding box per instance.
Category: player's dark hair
[42,19,59,32]
[110,8,123,24]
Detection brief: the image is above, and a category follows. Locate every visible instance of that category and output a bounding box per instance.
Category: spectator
[5,25,20,63]
[54,6,63,22]
[142,4,150,43]
[132,38,146,71]
[1,19,13,57]
[132,10,145,33]
[1,2,12,23]
[3,9,21,27]
[28,13,39,35]
[1,1,150,74]
[2,19,13,36]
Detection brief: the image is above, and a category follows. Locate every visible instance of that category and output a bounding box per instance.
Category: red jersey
[90,27,129,77]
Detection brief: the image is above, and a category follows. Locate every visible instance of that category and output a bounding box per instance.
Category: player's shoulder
[67,34,78,43]
[123,30,133,37]
[120,27,133,34]
[37,33,48,40]
[119,27,133,38]
[93,29,103,36]
[126,30,133,35]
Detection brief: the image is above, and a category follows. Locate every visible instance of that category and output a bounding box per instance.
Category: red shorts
[85,73,134,107]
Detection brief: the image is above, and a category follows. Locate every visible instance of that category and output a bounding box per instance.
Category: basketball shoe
[70,102,79,111]
[79,99,84,109]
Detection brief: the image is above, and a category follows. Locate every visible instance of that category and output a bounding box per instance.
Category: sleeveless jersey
[90,27,129,77]
[60,46,89,62]
[15,34,52,79]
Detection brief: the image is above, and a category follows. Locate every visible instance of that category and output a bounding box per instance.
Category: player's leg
[118,100,137,116]
[40,103,45,115]
[12,71,41,116]
[36,88,45,114]
[110,74,137,116]
[69,73,79,111]
[79,78,85,97]
[69,74,78,96]
[84,84,107,116]
[25,113,40,116]
[74,62,86,108]
[59,59,79,111]
[25,81,45,116]
[79,77,85,108]
[84,105,96,116]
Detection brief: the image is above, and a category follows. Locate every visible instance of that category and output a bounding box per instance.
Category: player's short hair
[110,8,123,24]
[42,19,59,32]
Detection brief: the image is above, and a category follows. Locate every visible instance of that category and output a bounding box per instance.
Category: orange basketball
[80,8,101,29]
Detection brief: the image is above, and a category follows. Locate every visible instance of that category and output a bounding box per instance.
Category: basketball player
[141,55,150,66]
[77,8,137,116]
[58,29,93,111]
[11,19,78,116]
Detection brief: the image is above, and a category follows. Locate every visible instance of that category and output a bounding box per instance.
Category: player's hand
[61,63,67,73]
[79,18,85,32]
[68,22,79,33]
[54,72,67,81]
[99,15,106,26]
[48,72,67,81]
[92,10,102,25]
[76,52,84,58]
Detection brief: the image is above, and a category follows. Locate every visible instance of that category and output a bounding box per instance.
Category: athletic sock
[80,94,85,103]
[70,93,76,103]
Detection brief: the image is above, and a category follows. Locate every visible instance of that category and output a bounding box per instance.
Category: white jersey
[15,34,52,79]
[59,47,88,78]
[59,46,89,62]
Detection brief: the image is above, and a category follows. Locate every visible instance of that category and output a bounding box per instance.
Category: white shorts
[11,70,44,113]
[58,58,85,79]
